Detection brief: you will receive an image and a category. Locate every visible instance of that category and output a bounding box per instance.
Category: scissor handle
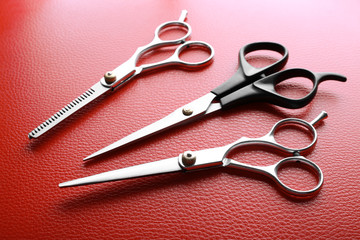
[226,156,323,198]
[153,20,191,45]
[229,112,327,156]
[130,19,192,67]
[260,116,319,153]
[101,11,214,89]
[223,113,327,198]
[211,42,289,98]
[134,16,214,71]
[140,41,215,71]
[219,68,347,109]
[272,156,323,197]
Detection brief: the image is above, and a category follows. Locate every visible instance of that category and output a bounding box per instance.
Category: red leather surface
[1,0,359,239]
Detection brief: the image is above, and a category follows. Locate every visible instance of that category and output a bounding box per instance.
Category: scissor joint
[182,107,194,116]
[293,151,301,156]
[100,69,137,90]
[179,147,227,171]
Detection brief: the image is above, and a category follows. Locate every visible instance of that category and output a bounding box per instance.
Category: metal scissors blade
[29,82,109,139]
[62,145,227,187]
[84,92,221,160]
[59,156,181,188]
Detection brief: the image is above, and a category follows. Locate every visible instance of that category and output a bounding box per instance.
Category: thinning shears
[60,111,327,198]
[29,10,214,139]
[85,42,346,160]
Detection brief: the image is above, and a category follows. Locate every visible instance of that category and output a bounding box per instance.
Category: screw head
[104,71,116,84]
[182,151,196,167]
[182,107,193,116]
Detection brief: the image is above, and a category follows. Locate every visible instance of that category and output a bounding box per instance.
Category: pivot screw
[104,71,116,84]
[182,107,193,116]
[182,151,196,167]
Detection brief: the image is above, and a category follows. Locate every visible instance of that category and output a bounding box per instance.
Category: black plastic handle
[219,68,347,109]
[211,42,289,98]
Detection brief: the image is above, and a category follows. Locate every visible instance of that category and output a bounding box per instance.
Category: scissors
[28,10,214,139]
[60,111,327,198]
[84,42,346,160]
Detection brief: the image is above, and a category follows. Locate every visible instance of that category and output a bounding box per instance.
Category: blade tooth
[29,82,107,139]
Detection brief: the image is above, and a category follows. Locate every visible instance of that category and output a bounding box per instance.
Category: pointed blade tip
[58,182,68,188]
[83,152,100,161]
[83,155,92,161]
[83,147,114,161]
[59,180,82,188]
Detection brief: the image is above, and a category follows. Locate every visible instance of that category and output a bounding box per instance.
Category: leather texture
[1,0,359,239]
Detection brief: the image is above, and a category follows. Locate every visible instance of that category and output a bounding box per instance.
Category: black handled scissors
[61,112,327,198]
[84,42,346,160]
[28,10,214,139]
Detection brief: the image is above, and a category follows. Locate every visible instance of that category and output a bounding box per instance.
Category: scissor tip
[83,155,94,161]
[83,148,108,161]
[59,181,80,188]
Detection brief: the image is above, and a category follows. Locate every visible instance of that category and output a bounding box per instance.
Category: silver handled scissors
[29,10,214,139]
[84,42,346,160]
[60,111,327,198]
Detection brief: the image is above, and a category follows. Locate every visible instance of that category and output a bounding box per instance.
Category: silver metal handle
[140,41,215,71]
[228,111,328,156]
[225,156,323,198]
[100,10,213,89]
[153,21,191,44]
[99,10,191,89]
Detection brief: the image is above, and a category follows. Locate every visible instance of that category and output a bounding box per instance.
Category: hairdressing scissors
[29,10,214,139]
[60,111,327,198]
[84,42,346,160]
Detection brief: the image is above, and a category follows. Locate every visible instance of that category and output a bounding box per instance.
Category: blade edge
[83,92,217,160]
[59,157,182,187]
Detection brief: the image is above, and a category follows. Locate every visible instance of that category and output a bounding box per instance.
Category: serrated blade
[28,82,109,139]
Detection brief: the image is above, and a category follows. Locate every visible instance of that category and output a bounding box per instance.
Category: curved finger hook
[315,72,347,84]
